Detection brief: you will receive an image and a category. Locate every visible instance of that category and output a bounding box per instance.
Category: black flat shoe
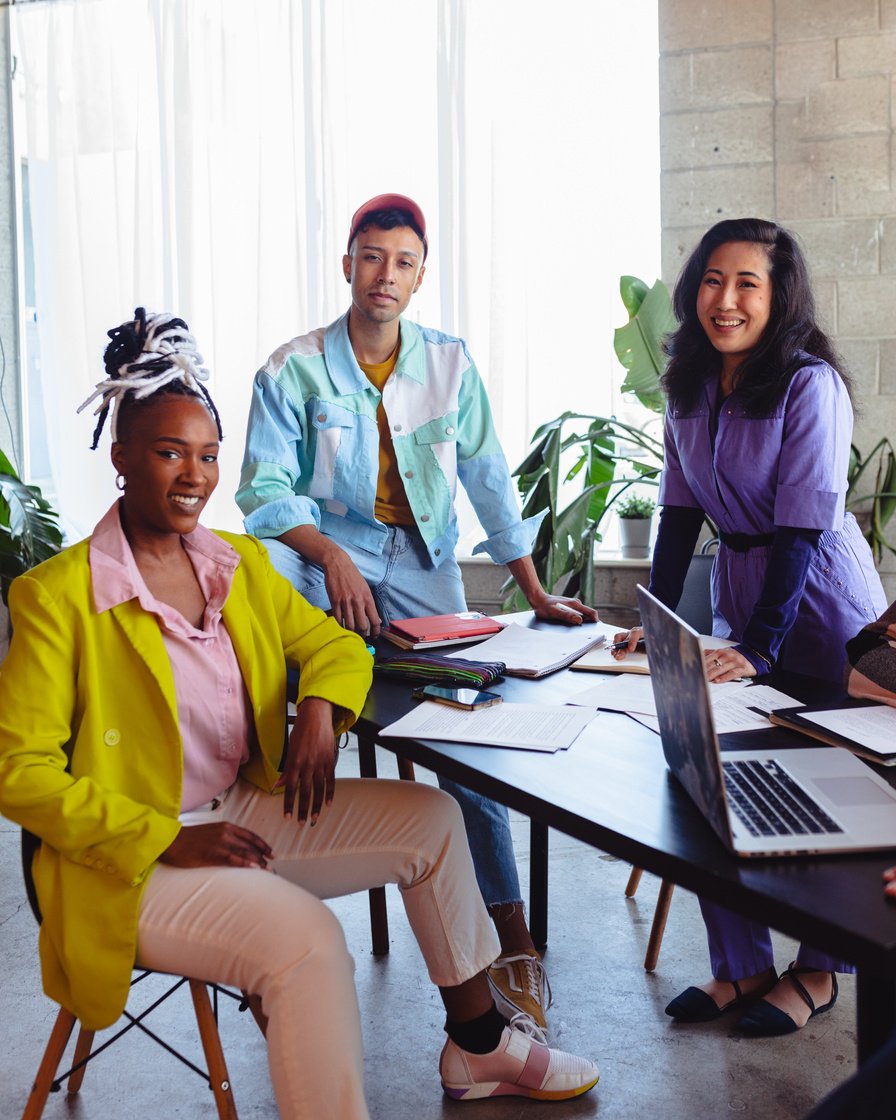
[665,967,778,1022]
[665,979,749,1022]
[736,964,839,1037]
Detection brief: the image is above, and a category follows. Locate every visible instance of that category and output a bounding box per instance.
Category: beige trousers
[137,777,500,1119]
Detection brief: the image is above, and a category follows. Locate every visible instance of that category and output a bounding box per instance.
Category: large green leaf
[618,275,649,319]
[614,278,675,413]
[0,457,64,605]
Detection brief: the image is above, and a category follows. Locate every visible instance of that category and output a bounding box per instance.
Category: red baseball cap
[346,193,428,260]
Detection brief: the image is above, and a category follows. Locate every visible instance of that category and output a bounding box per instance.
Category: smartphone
[412,685,503,710]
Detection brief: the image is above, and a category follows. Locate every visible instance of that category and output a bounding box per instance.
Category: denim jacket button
[445,426,455,436]
[317,412,326,422]
[393,423,402,432]
[434,548,441,556]
[405,470,414,479]
[420,514,430,522]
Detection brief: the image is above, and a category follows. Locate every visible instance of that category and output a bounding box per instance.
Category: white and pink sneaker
[440,1021,599,1101]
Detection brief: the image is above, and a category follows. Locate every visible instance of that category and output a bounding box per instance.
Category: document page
[566,680,799,734]
[447,622,606,677]
[801,704,896,756]
[708,684,801,733]
[379,702,597,752]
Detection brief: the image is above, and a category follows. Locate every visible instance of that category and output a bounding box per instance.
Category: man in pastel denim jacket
[237,193,598,1032]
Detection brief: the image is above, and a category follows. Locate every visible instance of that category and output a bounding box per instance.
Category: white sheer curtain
[13,0,660,541]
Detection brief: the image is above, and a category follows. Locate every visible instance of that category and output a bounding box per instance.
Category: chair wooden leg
[397,757,416,781]
[65,1027,96,1093]
[241,992,268,1038]
[644,880,674,972]
[22,1007,77,1120]
[358,734,392,955]
[189,980,238,1120]
[624,866,643,897]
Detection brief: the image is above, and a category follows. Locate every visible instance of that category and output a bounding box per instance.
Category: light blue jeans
[264,527,524,909]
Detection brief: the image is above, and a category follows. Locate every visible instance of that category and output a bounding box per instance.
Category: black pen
[608,637,647,653]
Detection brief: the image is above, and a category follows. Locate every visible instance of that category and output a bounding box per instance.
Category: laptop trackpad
[813,777,896,807]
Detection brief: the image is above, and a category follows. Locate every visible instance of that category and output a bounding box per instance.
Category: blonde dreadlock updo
[78,307,223,447]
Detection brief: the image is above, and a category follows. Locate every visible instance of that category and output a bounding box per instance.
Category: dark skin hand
[277,697,342,825]
[159,698,342,868]
[160,821,274,870]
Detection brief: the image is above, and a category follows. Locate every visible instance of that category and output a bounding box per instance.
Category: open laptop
[636,584,896,857]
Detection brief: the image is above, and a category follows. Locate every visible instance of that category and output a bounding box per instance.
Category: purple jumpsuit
[658,356,887,979]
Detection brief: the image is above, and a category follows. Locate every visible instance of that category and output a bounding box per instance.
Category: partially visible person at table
[804,601,896,1118]
[0,308,599,1117]
[846,598,896,905]
[615,218,887,1037]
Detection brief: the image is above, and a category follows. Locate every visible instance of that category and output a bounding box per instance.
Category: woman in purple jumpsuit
[621,218,887,1036]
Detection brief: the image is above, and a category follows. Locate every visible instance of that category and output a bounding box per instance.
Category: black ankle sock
[445,1003,506,1054]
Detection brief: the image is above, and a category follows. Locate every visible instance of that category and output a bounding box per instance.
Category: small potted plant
[616,493,656,559]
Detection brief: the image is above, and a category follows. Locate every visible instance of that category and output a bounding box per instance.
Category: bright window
[12,0,660,543]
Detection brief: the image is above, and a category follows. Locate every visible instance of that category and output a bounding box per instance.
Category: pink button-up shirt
[89,502,252,811]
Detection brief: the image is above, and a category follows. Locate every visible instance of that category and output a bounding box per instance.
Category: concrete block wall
[659,0,896,597]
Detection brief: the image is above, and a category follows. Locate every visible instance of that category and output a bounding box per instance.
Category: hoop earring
[115,474,126,491]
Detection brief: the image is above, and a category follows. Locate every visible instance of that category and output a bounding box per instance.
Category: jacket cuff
[243,496,321,539]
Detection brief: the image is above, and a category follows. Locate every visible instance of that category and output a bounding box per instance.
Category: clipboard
[769,703,896,766]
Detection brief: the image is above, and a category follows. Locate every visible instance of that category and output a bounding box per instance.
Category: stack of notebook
[381,612,504,651]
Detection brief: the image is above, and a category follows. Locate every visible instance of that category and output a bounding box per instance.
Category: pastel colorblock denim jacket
[236,313,544,567]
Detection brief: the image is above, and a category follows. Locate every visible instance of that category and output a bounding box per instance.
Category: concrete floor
[1,741,857,1119]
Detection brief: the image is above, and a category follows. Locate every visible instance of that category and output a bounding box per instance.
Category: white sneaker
[439,1022,599,1101]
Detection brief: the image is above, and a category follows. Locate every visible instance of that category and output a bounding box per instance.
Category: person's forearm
[737,527,821,671]
[278,524,346,567]
[505,555,546,605]
[647,506,704,610]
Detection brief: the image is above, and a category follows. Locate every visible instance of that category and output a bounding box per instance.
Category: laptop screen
[636,585,733,848]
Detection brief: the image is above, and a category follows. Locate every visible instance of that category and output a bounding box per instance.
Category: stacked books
[381,612,504,651]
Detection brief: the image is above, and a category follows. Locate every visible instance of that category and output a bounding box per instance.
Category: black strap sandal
[736,963,838,1037]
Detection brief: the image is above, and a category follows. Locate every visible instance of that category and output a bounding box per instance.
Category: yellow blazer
[0,530,371,1029]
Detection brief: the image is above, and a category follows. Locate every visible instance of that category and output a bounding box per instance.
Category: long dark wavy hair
[662,218,851,414]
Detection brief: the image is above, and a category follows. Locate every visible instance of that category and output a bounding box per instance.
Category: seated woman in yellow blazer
[0,309,597,1118]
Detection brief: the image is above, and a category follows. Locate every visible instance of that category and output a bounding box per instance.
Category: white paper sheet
[707,684,800,733]
[566,674,660,714]
[566,679,800,733]
[800,704,896,755]
[446,622,606,677]
[379,701,597,752]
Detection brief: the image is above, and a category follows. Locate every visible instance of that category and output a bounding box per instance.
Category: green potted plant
[0,449,63,641]
[503,275,671,610]
[615,494,656,558]
[846,437,896,564]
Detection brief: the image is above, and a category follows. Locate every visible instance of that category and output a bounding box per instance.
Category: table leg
[529,820,549,952]
[856,970,896,1065]
[357,734,390,956]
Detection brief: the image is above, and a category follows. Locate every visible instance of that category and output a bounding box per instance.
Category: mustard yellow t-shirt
[358,346,415,525]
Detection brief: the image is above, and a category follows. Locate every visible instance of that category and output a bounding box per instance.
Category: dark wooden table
[356,628,896,1064]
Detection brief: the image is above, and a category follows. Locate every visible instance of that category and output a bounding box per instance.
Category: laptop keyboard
[722,758,844,837]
